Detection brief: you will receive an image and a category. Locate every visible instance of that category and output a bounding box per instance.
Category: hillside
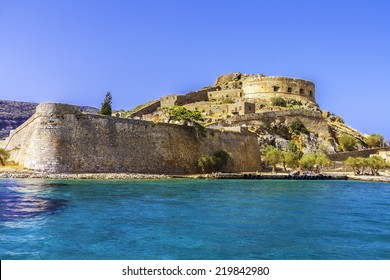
[0,100,98,139]
[0,100,38,139]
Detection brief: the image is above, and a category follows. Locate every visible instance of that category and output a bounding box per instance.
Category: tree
[357,157,368,173]
[0,148,10,166]
[100,92,112,116]
[365,134,384,148]
[271,97,287,107]
[315,153,331,172]
[345,156,367,174]
[344,157,359,173]
[365,156,387,175]
[263,145,282,173]
[299,153,317,171]
[164,106,206,140]
[281,150,299,172]
[338,133,356,152]
[164,106,204,125]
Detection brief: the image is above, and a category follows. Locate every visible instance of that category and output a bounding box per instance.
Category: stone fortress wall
[129,73,317,121]
[211,109,334,140]
[213,73,316,103]
[241,75,315,102]
[4,103,261,174]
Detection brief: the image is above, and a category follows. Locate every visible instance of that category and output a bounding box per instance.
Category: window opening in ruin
[299,89,304,94]
[288,87,292,93]
[248,106,252,110]
[273,86,280,92]
[309,90,313,96]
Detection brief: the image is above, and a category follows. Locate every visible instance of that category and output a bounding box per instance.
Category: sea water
[0,179,389,260]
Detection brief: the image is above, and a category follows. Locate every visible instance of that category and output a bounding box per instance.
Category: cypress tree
[100,92,112,116]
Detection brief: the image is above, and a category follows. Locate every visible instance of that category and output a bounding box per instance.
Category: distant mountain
[0,100,99,139]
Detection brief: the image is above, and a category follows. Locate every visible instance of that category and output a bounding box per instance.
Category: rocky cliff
[0,100,38,139]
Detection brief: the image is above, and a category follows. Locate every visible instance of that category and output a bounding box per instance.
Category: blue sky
[0,0,389,139]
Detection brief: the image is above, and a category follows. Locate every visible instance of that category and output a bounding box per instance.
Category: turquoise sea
[0,179,389,260]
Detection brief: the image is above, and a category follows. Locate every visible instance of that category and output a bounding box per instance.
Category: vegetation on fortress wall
[164,106,206,139]
[163,106,204,124]
[271,97,287,107]
[338,133,357,152]
[289,118,309,135]
[0,148,10,166]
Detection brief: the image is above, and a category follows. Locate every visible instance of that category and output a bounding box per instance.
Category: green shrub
[198,150,232,173]
[315,153,331,171]
[271,97,287,107]
[338,134,356,152]
[287,140,298,153]
[365,134,384,148]
[289,118,309,135]
[222,97,235,104]
[213,150,232,170]
[299,153,317,171]
[0,148,10,166]
[198,155,216,173]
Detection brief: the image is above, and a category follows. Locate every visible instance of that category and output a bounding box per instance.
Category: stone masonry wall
[129,100,161,118]
[4,103,261,174]
[207,89,243,101]
[218,109,333,140]
[327,147,390,161]
[242,76,316,103]
[159,88,214,108]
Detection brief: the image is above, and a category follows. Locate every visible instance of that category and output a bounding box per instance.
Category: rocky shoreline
[1,169,390,183]
[347,175,390,183]
[0,170,171,180]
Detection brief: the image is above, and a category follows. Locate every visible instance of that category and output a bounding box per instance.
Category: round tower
[242,76,316,103]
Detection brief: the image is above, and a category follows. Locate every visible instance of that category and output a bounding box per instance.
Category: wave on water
[0,182,67,222]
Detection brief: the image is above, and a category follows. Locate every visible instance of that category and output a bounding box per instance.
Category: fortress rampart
[242,76,315,102]
[4,103,261,174]
[211,109,334,141]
